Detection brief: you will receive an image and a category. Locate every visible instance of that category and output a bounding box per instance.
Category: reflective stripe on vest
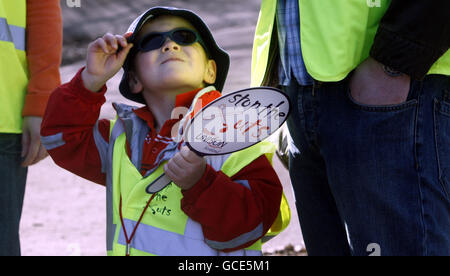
[116,218,262,256]
[251,0,450,86]
[0,0,28,133]
[0,17,26,51]
[100,88,289,256]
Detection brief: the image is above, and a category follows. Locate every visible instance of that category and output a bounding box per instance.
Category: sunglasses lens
[141,34,164,51]
[138,29,200,52]
[172,29,197,45]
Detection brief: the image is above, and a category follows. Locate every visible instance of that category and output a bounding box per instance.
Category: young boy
[41,6,288,256]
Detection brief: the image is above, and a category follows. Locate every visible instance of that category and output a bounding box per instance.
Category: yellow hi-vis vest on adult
[0,0,28,133]
[101,92,290,256]
[251,0,450,86]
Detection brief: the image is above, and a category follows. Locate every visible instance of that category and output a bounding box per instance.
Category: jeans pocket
[346,87,418,112]
[434,98,450,199]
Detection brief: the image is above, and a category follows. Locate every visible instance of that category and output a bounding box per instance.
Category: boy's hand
[82,32,134,92]
[164,146,206,191]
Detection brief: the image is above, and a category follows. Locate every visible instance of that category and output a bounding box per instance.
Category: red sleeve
[181,155,282,252]
[40,67,110,185]
[23,0,62,117]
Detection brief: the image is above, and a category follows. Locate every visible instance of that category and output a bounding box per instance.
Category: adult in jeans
[251,0,450,255]
[0,0,62,256]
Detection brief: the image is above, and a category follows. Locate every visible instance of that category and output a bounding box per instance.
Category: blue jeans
[0,134,27,256]
[284,74,450,256]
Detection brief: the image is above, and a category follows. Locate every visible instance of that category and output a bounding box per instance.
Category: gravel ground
[264,245,308,256]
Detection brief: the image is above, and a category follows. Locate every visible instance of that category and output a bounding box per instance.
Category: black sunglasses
[136,27,209,55]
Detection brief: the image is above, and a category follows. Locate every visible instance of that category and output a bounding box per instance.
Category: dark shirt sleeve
[370,0,450,80]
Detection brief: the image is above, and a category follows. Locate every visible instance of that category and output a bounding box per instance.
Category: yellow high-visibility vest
[251,0,450,86]
[0,0,28,133]
[101,87,291,256]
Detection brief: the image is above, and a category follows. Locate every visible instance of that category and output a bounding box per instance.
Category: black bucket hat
[119,6,230,104]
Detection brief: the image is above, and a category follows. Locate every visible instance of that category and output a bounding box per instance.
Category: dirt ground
[18,0,305,256]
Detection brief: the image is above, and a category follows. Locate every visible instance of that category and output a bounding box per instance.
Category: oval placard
[184,87,291,155]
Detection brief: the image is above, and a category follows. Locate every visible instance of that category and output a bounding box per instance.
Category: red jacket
[41,68,283,252]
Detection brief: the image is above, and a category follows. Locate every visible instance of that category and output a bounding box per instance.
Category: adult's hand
[349,57,411,106]
[21,116,48,167]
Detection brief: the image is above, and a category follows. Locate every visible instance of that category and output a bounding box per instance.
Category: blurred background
[19,0,305,256]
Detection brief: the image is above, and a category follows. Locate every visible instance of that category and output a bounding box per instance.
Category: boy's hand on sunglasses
[82,32,134,92]
[164,146,206,191]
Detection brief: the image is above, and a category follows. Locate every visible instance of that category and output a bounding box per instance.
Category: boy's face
[130,15,217,96]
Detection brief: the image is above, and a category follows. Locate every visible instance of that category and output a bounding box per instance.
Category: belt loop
[312,81,315,97]
[443,86,450,102]
[312,80,322,97]
[407,77,423,102]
